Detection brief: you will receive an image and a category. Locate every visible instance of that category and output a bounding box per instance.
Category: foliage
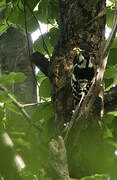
[0,72,54,179]
[34,27,59,55]
[0,0,117,179]
[0,72,26,84]
[80,174,109,180]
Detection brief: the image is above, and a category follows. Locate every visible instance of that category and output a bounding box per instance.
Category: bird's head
[78,51,92,68]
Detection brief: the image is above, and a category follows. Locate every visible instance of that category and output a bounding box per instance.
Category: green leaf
[48,27,59,47]
[32,102,54,124]
[104,67,117,79]
[109,0,115,3]
[39,78,51,98]
[34,27,59,55]
[0,72,26,84]
[7,5,38,32]
[0,106,4,122]
[26,12,38,32]
[34,33,54,55]
[103,111,114,125]
[36,71,47,84]
[0,23,8,36]
[5,103,22,115]
[37,0,58,24]
[0,0,5,7]
[103,127,113,139]
[106,7,114,28]
[0,6,6,13]
[32,102,54,143]
[10,72,26,82]
[107,48,117,66]
[111,37,117,49]
[104,78,113,91]
[107,111,117,116]
[15,138,30,149]
[6,0,11,3]
[26,0,39,10]
[80,174,109,180]
[8,6,23,26]
[0,90,12,102]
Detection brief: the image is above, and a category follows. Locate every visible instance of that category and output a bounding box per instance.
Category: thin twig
[22,103,38,107]
[25,1,50,58]
[86,9,106,26]
[0,84,31,119]
[0,84,40,130]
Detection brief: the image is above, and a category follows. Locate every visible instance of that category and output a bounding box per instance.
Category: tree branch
[31,52,51,77]
[49,136,70,180]
[0,84,31,119]
[86,9,106,26]
[0,84,40,130]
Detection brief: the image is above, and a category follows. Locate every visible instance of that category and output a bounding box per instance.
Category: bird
[71,51,94,107]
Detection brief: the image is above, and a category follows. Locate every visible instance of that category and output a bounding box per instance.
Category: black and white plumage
[71,51,94,106]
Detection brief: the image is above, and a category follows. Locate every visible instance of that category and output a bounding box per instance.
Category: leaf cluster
[0,72,54,179]
[105,0,117,90]
[0,0,58,33]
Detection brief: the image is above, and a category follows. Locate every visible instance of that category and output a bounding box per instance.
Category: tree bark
[51,0,106,132]
[49,0,112,178]
[0,27,37,179]
[49,136,70,180]
[0,27,37,109]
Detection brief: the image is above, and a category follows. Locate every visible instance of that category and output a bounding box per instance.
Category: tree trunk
[0,27,37,108]
[50,0,112,178]
[0,27,37,179]
[51,0,106,133]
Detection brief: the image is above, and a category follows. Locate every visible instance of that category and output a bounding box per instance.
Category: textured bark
[0,27,37,179]
[49,0,110,179]
[49,136,70,180]
[51,0,106,132]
